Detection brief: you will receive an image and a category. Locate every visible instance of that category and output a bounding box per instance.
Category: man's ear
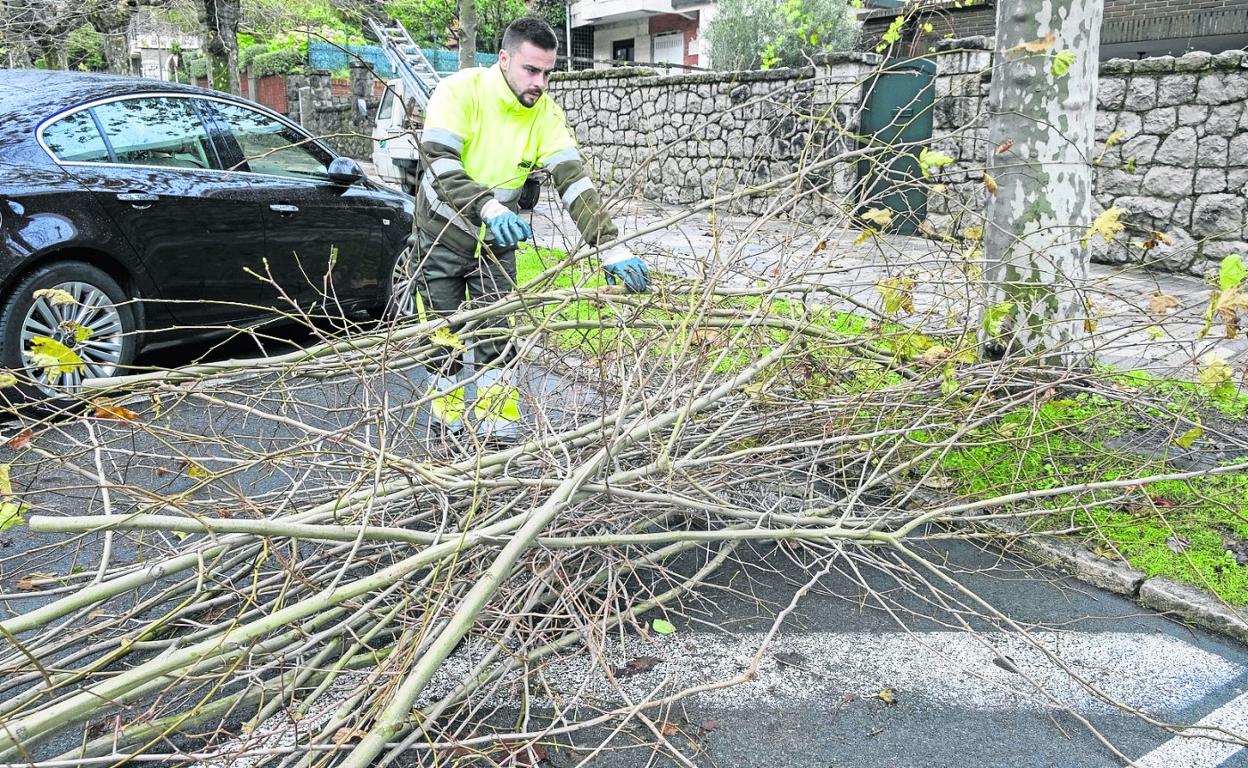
[498,48,510,68]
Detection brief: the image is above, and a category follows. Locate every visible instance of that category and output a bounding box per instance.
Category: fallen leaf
[658,721,680,737]
[701,720,720,731]
[995,140,1014,155]
[1148,293,1181,317]
[615,656,662,678]
[93,400,142,422]
[0,501,25,532]
[1166,534,1191,554]
[919,475,956,491]
[920,345,951,365]
[1142,231,1171,250]
[187,463,210,480]
[861,208,893,228]
[6,429,32,450]
[774,651,807,668]
[1174,426,1203,449]
[1149,496,1175,509]
[875,688,898,705]
[651,618,676,635]
[330,728,368,744]
[0,371,16,389]
[983,172,998,194]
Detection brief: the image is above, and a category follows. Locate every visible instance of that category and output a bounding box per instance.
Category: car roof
[0,70,217,116]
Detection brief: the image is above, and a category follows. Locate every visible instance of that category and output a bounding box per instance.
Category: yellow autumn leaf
[1198,354,1233,390]
[429,327,465,351]
[1148,293,1181,317]
[28,337,85,382]
[861,208,893,228]
[876,275,915,317]
[962,225,984,242]
[0,371,16,389]
[1174,426,1203,449]
[187,463,210,480]
[1082,207,1126,247]
[853,229,876,245]
[0,464,12,497]
[92,400,143,422]
[983,173,998,194]
[32,288,77,306]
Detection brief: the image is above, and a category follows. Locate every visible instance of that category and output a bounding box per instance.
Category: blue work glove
[481,199,532,248]
[600,245,650,293]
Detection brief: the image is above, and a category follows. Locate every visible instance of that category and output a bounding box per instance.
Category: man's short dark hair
[502,17,558,52]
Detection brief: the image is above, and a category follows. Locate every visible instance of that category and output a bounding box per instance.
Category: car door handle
[116,192,159,203]
[270,204,299,214]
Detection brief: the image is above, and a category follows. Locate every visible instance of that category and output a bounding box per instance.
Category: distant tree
[387,0,524,53]
[198,0,242,93]
[707,0,857,71]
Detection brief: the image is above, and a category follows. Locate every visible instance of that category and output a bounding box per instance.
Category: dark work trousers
[413,229,517,375]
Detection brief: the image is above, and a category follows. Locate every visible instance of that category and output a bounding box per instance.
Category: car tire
[0,261,137,406]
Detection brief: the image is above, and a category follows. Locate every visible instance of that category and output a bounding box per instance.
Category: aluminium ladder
[365,17,441,111]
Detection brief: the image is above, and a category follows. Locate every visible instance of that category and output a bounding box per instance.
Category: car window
[377,89,394,122]
[42,111,110,163]
[210,102,332,181]
[91,97,215,170]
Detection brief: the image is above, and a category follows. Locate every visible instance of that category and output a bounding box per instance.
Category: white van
[371,79,421,194]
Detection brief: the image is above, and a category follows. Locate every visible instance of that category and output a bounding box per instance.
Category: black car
[0,69,415,400]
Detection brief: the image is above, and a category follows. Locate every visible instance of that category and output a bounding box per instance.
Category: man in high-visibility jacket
[413,16,649,440]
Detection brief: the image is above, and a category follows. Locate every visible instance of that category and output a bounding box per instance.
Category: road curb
[988,520,1248,645]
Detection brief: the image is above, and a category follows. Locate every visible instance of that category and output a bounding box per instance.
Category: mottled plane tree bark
[979,0,1104,366]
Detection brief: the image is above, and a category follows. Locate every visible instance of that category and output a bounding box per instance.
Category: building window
[572,27,594,70]
[612,39,635,64]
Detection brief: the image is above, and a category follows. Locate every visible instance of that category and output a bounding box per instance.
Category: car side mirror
[328,157,364,186]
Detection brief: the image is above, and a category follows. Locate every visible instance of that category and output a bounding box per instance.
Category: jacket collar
[485,63,540,115]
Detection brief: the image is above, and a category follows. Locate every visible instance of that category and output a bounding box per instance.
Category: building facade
[568,0,714,71]
[860,0,1248,60]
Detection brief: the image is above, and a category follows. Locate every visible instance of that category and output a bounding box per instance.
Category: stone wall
[926,39,1248,276]
[286,63,379,160]
[551,42,1248,277]
[548,54,878,220]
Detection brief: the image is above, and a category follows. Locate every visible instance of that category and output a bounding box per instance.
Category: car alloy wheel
[20,280,128,394]
[387,245,417,320]
[0,262,137,404]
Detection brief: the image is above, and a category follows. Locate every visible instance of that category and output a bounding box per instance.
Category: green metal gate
[856,58,936,236]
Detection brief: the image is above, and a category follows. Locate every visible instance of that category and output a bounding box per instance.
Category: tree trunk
[198,0,241,94]
[458,0,476,70]
[87,0,137,75]
[979,0,1103,366]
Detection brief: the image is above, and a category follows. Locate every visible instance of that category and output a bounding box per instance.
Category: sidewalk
[525,189,1248,379]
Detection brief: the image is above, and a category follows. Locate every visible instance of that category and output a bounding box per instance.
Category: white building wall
[592,19,652,68]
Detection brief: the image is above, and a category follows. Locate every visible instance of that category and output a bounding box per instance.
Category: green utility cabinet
[856,58,937,235]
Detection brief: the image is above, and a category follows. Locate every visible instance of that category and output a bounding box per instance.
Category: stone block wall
[525,44,1247,277]
[548,54,878,220]
[927,39,1248,276]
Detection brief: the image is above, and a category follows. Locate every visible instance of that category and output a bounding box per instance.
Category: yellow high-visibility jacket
[415,64,617,254]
